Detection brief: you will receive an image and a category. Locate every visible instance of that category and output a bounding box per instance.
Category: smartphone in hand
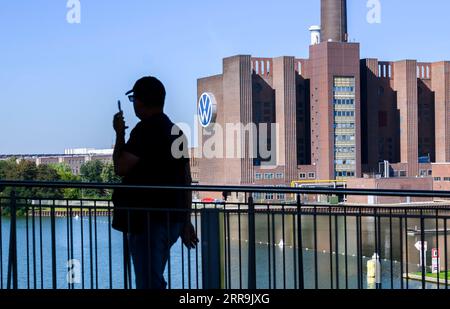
[118,100,122,113]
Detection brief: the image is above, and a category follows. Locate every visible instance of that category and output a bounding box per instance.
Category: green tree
[0,158,17,195]
[80,160,106,199]
[100,162,121,199]
[49,163,81,199]
[101,162,121,183]
[1,160,63,215]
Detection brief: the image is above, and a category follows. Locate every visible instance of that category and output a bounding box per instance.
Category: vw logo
[198,92,217,128]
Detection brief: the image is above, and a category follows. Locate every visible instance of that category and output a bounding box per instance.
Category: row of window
[434,177,450,182]
[253,192,286,200]
[299,172,316,179]
[335,135,355,142]
[333,99,354,105]
[334,123,355,129]
[255,173,284,180]
[334,111,355,117]
[335,147,356,153]
[333,86,355,93]
[335,171,356,177]
[335,160,356,165]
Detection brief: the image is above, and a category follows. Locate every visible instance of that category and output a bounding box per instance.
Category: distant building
[1,148,113,175]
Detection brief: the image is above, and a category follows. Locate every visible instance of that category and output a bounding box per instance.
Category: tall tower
[309,0,361,180]
[321,0,348,43]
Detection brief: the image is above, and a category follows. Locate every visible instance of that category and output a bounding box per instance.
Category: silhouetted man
[111,76,198,289]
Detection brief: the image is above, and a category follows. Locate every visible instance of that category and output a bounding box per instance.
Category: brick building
[194,0,450,201]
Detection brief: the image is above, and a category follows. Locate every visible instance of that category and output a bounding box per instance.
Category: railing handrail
[1,180,450,198]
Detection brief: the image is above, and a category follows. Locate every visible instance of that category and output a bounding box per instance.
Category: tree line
[0,158,121,200]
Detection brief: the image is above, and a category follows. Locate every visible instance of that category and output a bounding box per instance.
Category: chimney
[321,0,348,43]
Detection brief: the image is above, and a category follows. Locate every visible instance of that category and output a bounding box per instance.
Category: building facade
[195,0,450,201]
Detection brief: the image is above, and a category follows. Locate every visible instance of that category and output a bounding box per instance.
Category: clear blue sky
[1,0,449,154]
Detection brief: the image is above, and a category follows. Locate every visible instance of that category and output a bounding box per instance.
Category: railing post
[7,189,18,289]
[248,195,256,289]
[201,208,223,289]
[296,194,304,289]
[50,201,57,289]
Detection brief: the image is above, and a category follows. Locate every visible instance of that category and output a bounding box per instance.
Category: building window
[255,173,262,180]
[308,172,316,179]
[399,171,407,177]
[264,173,274,180]
[444,177,450,182]
[275,173,284,179]
[299,173,306,179]
[434,177,442,181]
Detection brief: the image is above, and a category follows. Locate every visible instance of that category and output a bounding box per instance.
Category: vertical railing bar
[292,202,297,289]
[404,209,409,289]
[26,200,30,289]
[335,212,339,289]
[282,203,286,289]
[247,196,256,290]
[328,206,333,289]
[94,200,98,289]
[39,200,43,288]
[356,208,362,289]
[377,208,382,289]
[80,201,85,289]
[267,203,271,289]
[194,203,199,289]
[389,209,394,289]
[108,201,112,289]
[31,202,36,289]
[444,219,448,289]
[271,212,277,289]
[238,202,243,289]
[88,206,93,289]
[313,205,318,289]
[7,190,18,289]
[187,219,192,290]
[399,216,404,290]
[69,201,75,290]
[51,199,57,289]
[66,200,71,289]
[343,205,348,289]
[227,210,232,288]
[374,208,379,289]
[435,209,440,289]
[296,194,304,290]
[223,206,228,289]
[0,199,3,290]
[420,209,426,290]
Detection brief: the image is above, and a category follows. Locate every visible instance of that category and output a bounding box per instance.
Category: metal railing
[1,180,450,289]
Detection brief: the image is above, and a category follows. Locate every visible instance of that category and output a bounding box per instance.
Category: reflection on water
[0,212,449,289]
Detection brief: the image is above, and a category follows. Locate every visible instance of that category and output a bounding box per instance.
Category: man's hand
[181,222,199,249]
[113,111,128,135]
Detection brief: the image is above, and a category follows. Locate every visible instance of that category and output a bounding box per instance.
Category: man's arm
[113,112,140,177]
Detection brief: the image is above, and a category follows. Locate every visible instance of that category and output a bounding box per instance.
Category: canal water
[0,213,448,289]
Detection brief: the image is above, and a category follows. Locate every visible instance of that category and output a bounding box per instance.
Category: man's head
[126,76,166,119]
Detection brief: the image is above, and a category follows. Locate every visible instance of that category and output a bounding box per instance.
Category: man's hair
[132,76,166,108]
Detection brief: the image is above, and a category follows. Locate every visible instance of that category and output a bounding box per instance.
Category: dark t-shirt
[112,113,190,233]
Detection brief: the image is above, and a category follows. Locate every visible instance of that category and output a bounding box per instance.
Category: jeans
[127,220,183,289]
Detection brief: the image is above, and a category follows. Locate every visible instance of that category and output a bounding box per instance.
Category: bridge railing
[1,180,450,289]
